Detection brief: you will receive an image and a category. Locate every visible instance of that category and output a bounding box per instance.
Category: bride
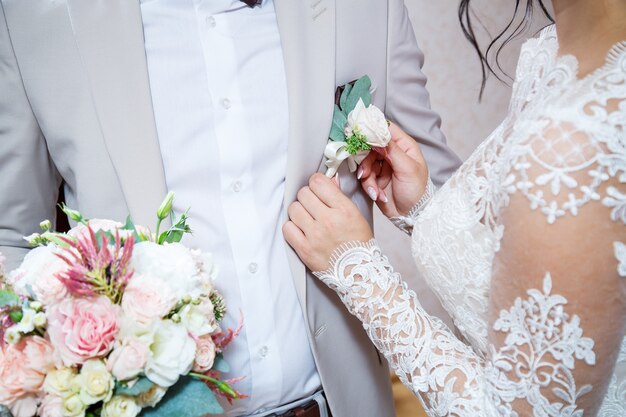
[283,0,626,415]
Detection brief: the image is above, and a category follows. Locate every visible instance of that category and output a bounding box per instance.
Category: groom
[0,0,460,416]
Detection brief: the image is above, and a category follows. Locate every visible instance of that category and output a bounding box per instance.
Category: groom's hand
[283,173,373,272]
[359,123,429,219]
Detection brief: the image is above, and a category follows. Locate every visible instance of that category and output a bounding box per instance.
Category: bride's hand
[283,173,373,272]
[359,123,429,218]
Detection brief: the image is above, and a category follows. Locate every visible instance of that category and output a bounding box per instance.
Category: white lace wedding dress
[314,26,626,416]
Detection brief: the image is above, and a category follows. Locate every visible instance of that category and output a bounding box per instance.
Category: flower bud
[62,206,84,223]
[182,295,192,304]
[39,220,52,231]
[191,298,201,306]
[157,192,175,221]
[171,314,181,324]
[34,312,47,327]
[30,301,43,311]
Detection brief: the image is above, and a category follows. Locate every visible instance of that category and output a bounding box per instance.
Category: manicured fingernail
[367,187,377,201]
[380,190,389,203]
[357,167,364,180]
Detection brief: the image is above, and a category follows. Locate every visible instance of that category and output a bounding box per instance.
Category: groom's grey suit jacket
[0,0,461,415]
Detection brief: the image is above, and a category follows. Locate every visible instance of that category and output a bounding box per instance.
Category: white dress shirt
[140,0,321,414]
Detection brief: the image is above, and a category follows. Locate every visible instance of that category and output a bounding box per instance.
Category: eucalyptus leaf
[345,75,372,113]
[0,290,20,308]
[115,377,155,397]
[339,83,353,111]
[329,105,348,142]
[140,377,223,417]
[212,354,230,373]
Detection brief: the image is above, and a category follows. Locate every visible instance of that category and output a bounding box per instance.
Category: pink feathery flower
[55,226,134,304]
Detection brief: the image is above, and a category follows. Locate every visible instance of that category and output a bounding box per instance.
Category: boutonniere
[324,75,391,177]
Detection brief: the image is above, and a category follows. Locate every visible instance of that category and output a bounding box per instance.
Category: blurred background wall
[378,1,552,415]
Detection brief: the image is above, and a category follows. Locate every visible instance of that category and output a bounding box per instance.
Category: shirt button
[232,181,242,193]
[248,262,258,274]
[221,98,232,109]
[206,16,216,28]
[259,346,269,358]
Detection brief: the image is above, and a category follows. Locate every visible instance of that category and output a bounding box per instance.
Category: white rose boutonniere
[324,75,391,177]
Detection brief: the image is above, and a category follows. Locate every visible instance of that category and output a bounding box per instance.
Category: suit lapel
[274,0,336,306]
[66,0,168,227]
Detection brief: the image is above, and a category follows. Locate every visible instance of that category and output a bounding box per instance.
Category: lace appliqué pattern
[486,273,596,416]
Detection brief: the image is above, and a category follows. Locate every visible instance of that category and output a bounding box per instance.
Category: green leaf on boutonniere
[115,376,155,397]
[344,75,372,113]
[329,105,348,142]
[339,83,353,110]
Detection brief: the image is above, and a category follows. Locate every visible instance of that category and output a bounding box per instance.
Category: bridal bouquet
[0,194,244,417]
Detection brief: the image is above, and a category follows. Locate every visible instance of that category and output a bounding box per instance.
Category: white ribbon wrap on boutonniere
[324,142,369,177]
[324,76,391,177]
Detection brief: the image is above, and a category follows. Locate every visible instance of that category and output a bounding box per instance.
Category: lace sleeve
[314,240,486,414]
[315,124,626,415]
[390,178,435,235]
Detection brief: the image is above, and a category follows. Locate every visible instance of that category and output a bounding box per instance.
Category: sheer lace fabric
[314,26,626,416]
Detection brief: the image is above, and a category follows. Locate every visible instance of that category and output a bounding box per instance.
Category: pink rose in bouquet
[0,337,56,417]
[47,296,119,366]
[192,335,217,373]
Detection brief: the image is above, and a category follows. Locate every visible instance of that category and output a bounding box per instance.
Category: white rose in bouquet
[131,242,204,299]
[179,298,217,337]
[43,368,78,399]
[101,396,141,417]
[78,359,114,406]
[121,274,178,324]
[9,245,68,305]
[344,98,391,148]
[61,395,86,417]
[144,320,196,387]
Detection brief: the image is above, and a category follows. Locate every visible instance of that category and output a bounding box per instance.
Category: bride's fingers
[361,168,379,201]
[282,220,307,252]
[287,201,315,234]
[384,138,424,178]
[357,151,378,180]
[308,173,349,208]
[296,186,329,220]
[377,161,393,192]
[388,123,425,163]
